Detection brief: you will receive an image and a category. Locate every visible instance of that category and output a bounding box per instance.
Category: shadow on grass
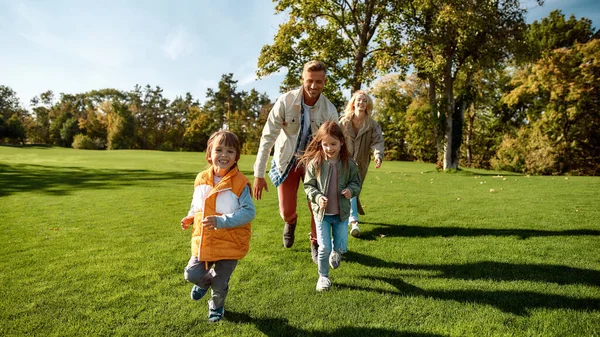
[358,222,600,240]
[337,277,600,316]
[225,311,446,337]
[0,162,193,197]
[344,251,600,287]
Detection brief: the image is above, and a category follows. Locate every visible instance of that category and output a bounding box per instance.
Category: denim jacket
[303,158,361,223]
[253,88,338,182]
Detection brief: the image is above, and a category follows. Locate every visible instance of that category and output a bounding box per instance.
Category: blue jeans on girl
[316,214,348,277]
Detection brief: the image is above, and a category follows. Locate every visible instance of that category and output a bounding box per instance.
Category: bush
[157,141,175,151]
[490,131,526,173]
[72,134,96,150]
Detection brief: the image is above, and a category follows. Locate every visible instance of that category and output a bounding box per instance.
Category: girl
[180,131,256,323]
[298,121,361,291]
[339,90,384,237]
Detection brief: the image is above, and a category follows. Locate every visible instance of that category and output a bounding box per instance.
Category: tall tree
[525,10,595,62]
[384,0,531,170]
[502,39,600,174]
[257,0,400,106]
[0,86,27,144]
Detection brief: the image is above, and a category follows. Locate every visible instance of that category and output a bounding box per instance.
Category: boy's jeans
[316,214,348,277]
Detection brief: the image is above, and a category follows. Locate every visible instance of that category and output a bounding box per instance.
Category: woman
[339,90,384,237]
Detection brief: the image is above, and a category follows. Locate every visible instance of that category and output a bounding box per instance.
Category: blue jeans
[316,214,348,277]
[348,197,359,223]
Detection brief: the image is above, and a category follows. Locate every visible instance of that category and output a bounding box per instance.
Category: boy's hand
[341,188,352,199]
[319,196,328,209]
[375,158,382,169]
[202,216,218,230]
[180,216,194,230]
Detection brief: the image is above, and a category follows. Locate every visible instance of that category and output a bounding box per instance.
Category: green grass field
[1,146,599,337]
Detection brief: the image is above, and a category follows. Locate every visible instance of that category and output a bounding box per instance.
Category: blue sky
[1,0,599,108]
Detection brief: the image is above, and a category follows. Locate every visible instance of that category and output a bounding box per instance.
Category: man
[253,60,339,263]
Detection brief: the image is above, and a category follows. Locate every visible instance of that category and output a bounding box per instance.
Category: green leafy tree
[29,91,55,144]
[501,39,600,175]
[385,0,530,170]
[105,100,135,150]
[525,10,595,62]
[0,85,28,144]
[258,0,400,107]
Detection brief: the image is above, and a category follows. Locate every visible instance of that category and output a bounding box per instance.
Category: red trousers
[277,163,317,244]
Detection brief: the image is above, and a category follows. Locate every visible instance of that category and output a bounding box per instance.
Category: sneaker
[316,276,332,291]
[283,222,296,248]
[190,285,208,301]
[310,241,319,264]
[207,306,224,323]
[329,251,341,269]
[350,222,360,238]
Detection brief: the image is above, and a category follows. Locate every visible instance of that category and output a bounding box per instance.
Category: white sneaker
[329,251,341,269]
[350,222,360,238]
[316,276,332,291]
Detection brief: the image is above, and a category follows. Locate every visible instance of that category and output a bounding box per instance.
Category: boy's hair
[303,60,327,75]
[342,90,374,121]
[297,121,350,176]
[205,131,241,164]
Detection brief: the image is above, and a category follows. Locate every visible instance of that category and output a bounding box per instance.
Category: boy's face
[210,143,237,175]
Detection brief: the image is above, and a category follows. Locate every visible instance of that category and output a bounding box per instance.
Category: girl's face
[353,94,368,115]
[210,142,237,176]
[321,134,342,161]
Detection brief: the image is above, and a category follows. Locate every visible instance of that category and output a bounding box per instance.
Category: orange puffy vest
[190,166,252,261]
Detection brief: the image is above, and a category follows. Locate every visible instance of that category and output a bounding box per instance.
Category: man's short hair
[303,60,327,74]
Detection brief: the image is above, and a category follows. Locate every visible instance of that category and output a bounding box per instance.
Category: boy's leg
[184,256,213,289]
[208,260,238,309]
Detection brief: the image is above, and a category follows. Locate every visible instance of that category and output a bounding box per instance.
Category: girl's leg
[332,216,349,254]
[184,256,213,289]
[349,197,359,223]
[209,260,238,309]
[316,215,333,277]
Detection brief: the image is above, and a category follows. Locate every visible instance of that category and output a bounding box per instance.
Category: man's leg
[278,165,303,248]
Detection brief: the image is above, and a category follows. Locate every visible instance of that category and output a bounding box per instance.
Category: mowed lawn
[0,146,599,337]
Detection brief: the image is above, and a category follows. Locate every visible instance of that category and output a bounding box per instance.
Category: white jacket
[254,88,338,179]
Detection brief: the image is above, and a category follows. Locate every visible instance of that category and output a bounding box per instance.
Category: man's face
[301,70,326,100]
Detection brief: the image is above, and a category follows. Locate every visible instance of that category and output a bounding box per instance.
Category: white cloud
[163,25,194,60]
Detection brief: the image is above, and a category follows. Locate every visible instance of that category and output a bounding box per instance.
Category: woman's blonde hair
[342,90,373,121]
[297,121,350,176]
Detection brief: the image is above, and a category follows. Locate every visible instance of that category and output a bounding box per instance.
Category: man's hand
[253,177,269,200]
[341,188,352,199]
[375,158,382,169]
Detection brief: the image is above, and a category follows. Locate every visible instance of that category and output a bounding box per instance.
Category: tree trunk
[466,104,475,167]
[442,60,456,170]
[428,78,442,164]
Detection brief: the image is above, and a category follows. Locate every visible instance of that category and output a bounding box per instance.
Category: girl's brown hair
[297,121,350,176]
[205,131,241,165]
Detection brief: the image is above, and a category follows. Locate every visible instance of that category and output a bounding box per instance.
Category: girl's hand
[375,158,382,169]
[341,188,352,199]
[202,216,218,230]
[180,216,194,230]
[319,196,328,209]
